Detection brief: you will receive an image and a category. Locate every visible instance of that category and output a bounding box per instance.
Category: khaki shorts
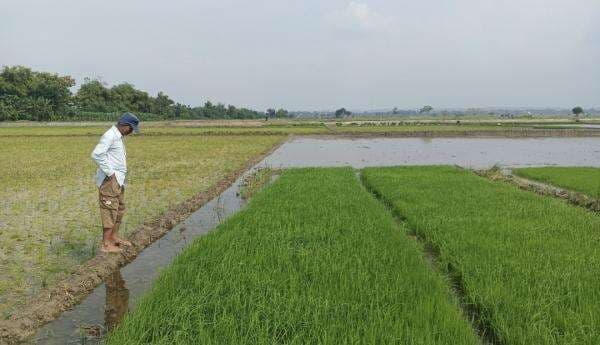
[98,177,125,229]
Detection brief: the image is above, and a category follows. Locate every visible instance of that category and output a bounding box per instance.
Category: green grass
[107,168,478,345]
[513,167,600,197]
[362,166,600,345]
[0,134,284,317]
[239,168,276,200]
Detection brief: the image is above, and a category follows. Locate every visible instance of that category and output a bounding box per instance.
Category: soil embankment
[477,169,600,212]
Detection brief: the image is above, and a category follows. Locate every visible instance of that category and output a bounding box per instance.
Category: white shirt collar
[111,125,123,139]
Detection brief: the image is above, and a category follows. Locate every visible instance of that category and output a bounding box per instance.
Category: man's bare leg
[102,227,122,252]
[110,220,131,247]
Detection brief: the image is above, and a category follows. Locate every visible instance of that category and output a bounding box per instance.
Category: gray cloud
[1,0,598,110]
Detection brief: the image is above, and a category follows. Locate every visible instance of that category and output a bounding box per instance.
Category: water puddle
[30,173,253,344]
[260,137,600,168]
[536,124,600,129]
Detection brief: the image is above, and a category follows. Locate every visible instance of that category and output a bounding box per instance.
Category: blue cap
[117,112,140,133]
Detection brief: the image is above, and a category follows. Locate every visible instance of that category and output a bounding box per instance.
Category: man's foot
[101,243,123,253]
[113,236,132,247]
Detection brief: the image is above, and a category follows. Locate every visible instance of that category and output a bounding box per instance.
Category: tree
[266,108,276,119]
[275,108,289,118]
[572,106,584,122]
[418,105,434,114]
[226,105,237,118]
[74,78,114,112]
[334,108,351,118]
[0,65,75,120]
[154,91,174,116]
[0,65,268,121]
[392,107,399,115]
[30,72,75,114]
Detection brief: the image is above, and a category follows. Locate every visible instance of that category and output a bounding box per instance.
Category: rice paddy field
[2,120,591,137]
[0,130,284,318]
[106,168,479,345]
[362,166,600,345]
[2,121,600,344]
[513,167,600,197]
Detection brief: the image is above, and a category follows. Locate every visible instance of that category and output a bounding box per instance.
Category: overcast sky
[1,0,598,110]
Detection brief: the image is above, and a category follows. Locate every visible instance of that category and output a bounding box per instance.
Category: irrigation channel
[29,136,600,344]
[30,174,256,344]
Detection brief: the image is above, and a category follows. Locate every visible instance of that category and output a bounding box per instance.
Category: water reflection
[104,270,129,332]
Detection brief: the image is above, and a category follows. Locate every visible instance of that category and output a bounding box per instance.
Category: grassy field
[107,168,478,345]
[362,166,600,345]
[0,124,329,136]
[513,167,600,197]
[0,133,284,318]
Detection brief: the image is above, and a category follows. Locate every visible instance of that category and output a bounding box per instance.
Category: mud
[477,169,600,212]
[0,140,285,345]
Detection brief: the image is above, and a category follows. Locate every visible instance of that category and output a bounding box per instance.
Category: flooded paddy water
[26,136,600,344]
[261,137,600,168]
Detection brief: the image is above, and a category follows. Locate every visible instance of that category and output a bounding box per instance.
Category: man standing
[91,113,139,253]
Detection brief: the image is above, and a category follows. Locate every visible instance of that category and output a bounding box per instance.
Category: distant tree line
[0,65,286,121]
[265,108,290,119]
[334,108,352,118]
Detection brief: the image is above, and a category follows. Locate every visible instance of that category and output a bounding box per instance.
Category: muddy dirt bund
[488,170,600,212]
[260,137,600,169]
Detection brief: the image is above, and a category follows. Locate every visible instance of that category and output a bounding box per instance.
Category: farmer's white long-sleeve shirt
[91,125,127,187]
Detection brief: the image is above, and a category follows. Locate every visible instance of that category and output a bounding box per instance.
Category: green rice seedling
[513,167,600,198]
[107,168,479,345]
[239,167,276,200]
[362,166,600,345]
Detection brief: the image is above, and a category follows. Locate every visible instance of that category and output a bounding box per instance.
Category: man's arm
[91,132,115,177]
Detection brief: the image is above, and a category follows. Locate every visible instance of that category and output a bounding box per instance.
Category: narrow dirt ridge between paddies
[362,166,600,345]
[509,167,600,212]
[512,167,600,197]
[106,168,479,345]
[477,169,600,213]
